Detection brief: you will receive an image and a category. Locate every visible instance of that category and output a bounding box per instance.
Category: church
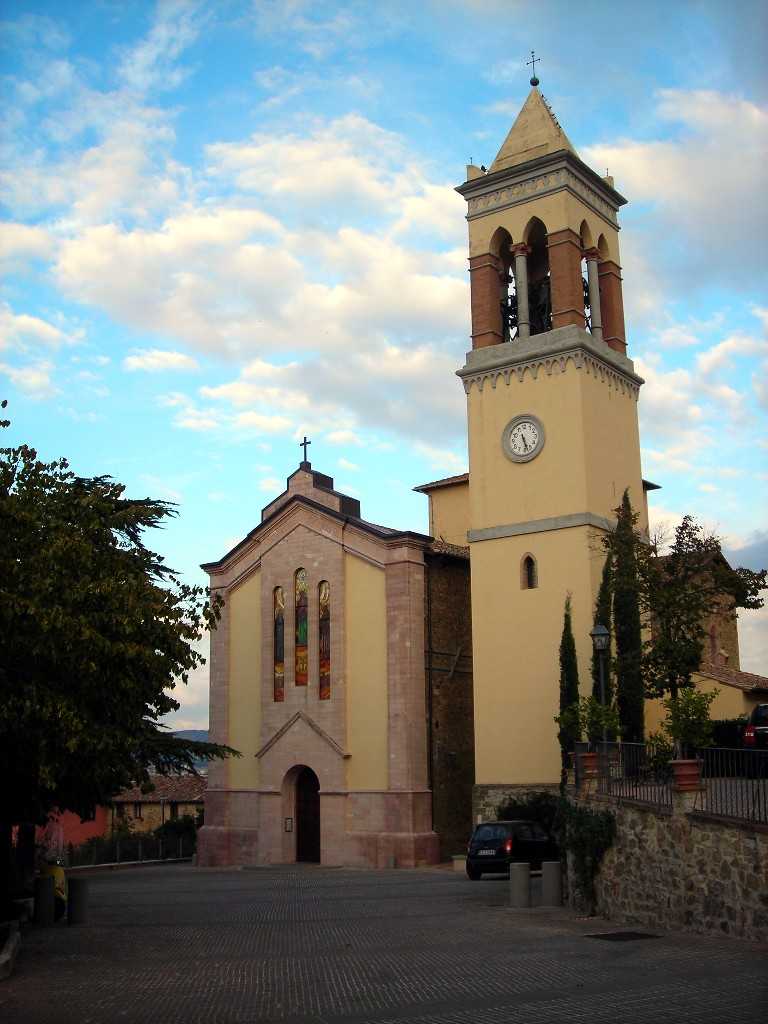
[197,86,763,869]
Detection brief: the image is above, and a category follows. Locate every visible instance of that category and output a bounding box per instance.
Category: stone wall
[579,791,768,943]
[472,784,561,825]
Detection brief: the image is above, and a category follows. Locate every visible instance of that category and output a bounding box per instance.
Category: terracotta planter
[671,758,703,792]
[578,751,598,784]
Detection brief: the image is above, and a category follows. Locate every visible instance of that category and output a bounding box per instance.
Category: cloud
[206,114,411,214]
[696,332,768,377]
[117,0,203,94]
[338,458,359,471]
[326,429,362,446]
[0,222,55,268]
[123,348,200,372]
[0,304,80,352]
[413,442,466,473]
[234,411,292,434]
[583,90,768,296]
[0,359,57,398]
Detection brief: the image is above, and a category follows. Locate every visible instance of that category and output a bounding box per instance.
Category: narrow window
[319,580,331,699]
[521,555,538,590]
[274,586,285,702]
[133,802,142,819]
[295,568,308,685]
[169,802,178,820]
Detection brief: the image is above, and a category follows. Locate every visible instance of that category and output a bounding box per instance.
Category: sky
[1,0,766,729]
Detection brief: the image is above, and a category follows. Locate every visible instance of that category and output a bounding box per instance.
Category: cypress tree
[611,490,644,742]
[558,594,580,768]
[591,553,613,706]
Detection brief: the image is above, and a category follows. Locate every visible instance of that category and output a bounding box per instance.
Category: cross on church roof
[527,50,540,87]
[299,435,311,465]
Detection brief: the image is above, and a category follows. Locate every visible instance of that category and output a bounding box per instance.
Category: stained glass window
[295,568,308,686]
[319,580,330,700]
[273,586,285,702]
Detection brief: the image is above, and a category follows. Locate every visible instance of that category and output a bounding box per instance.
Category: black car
[465,819,559,880]
[744,704,768,749]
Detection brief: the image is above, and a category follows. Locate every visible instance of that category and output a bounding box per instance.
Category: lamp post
[590,623,610,748]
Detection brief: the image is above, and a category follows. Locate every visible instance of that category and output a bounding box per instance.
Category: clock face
[502,414,545,463]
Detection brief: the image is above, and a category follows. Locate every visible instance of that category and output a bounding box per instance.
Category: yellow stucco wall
[470,526,604,784]
[466,362,643,533]
[345,553,388,790]
[227,569,261,789]
[645,675,754,735]
[428,482,470,547]
[468,190,620,262]
[466,337,644,785]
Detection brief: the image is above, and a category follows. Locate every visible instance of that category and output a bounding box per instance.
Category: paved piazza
[1,864,765,1023]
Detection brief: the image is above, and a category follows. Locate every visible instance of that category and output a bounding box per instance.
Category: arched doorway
[295,766,320,863]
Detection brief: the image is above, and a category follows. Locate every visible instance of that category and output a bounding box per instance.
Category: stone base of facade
[472,782,560,823]
[197,825,260,867]
[199,789,442,870]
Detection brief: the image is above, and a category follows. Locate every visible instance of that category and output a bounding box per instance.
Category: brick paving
[0,864,765,1023]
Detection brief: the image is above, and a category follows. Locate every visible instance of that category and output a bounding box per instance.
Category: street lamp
[590,624,610,748]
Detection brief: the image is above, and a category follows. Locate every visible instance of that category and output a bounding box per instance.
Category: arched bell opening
[524,217,551,335]
[579,221,593,332]
[490,226,515,342]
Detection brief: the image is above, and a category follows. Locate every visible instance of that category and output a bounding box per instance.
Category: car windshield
[753,706,768,725]
[473,824,510,841]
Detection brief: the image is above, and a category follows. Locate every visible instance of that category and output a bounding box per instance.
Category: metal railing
[575,741,673,811]
[574,741,768,825]
[65,834,194,867]
[693,746,768,825]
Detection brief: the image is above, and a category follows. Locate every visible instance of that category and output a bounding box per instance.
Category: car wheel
[466,865,481,880]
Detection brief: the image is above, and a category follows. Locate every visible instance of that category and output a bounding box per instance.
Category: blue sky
[1,0,766,727]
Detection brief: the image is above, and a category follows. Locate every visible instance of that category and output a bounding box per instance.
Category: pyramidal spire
[489,87,575,174]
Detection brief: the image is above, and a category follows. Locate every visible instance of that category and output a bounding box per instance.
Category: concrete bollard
[541,861,562,907]
[33,875,55,926]
[67,877,89,926]
[509,862,530,908]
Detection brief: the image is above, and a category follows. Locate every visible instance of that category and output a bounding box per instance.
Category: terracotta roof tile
[429,539,470,559]
[695,664,768,693]
[113,774,207,804]
[413,473,469,493]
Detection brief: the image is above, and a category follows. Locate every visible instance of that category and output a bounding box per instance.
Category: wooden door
[296,767,320,863]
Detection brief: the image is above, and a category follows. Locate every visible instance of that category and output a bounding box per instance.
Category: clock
[502,414,545,463]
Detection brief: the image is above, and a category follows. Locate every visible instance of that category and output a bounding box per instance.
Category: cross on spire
[526,50,540,87]
[299,435,311,463]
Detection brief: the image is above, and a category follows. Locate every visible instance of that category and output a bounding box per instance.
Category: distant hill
[173,729,210,771]
[173,729,209,743]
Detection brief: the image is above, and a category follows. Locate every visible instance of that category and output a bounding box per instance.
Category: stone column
[510,243,531,340]
[468,252,504,349]
[385,546,429,792]
[583,247,603,344]
[597,259,627,354]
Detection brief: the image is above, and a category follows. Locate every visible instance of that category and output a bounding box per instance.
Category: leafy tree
[609,491,645,742]
[0,413,237,905]
[641,516,765,699]
[660,688,719,757]
[557,595,580,769]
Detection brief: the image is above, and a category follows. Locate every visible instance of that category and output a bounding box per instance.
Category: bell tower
[456,85,646,804]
